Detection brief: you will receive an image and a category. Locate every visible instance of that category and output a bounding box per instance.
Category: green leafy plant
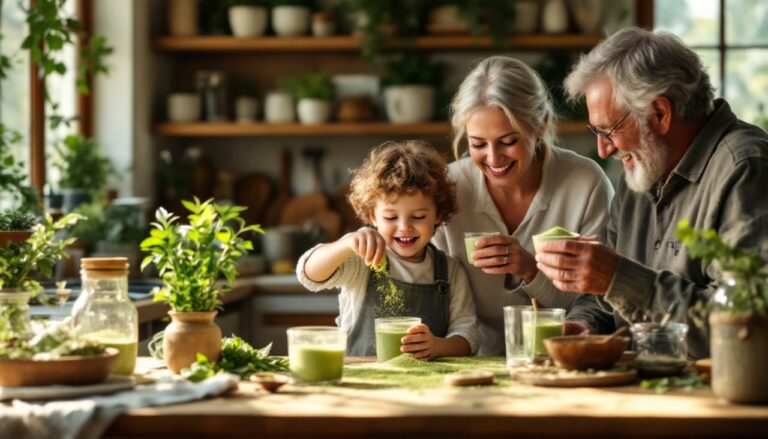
[0,126,38,213]
[0,210,36,232]
[181,336,289,382]
[140,198,264,312]
[280,71,335,101]
[676,220,768,317]
[0,213,82,293]
[0,325,104,360]
[384,53,444,86]
[22,0,113,129]
[53,134,112,191]
[69,201,148,253]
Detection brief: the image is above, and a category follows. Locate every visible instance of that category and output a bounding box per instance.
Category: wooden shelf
[152,121,587,137]
[152,34,602,52]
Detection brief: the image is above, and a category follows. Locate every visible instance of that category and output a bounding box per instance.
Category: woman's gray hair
[450,56,556,160]
[564,27,714,122]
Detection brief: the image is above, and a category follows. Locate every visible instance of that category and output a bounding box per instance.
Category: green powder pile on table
[340,355,509,389]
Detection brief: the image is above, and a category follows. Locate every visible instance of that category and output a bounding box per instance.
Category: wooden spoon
[599,325,629,343]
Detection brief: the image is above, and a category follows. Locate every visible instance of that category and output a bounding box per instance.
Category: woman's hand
[471,234,538,283]
[400,324,437,360]
[347,227,387,267]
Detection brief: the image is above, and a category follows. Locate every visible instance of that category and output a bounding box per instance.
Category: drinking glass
[287,326,347,383]
[522,308,565,362]
[374,317,421,362]
[504,305,532,367]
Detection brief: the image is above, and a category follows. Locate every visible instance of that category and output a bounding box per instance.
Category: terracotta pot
[164,311,222,373]
[709,312,768,403]
[0,231,32,248]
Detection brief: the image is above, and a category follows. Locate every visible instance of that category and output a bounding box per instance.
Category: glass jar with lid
[71,257,138,375]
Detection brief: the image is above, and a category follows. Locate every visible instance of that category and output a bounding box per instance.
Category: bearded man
[536,27,768,359]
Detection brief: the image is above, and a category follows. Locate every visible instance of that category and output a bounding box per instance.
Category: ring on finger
[503,255,509,265]
[505,245,509,256]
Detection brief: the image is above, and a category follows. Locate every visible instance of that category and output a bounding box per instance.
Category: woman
[432,56,614,355]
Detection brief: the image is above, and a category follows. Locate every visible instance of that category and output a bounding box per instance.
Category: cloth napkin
[0,373,239,439]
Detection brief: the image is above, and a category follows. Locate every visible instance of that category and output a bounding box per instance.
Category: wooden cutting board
[262,150,292,227]
[280,148,342,241]
[233,173,273,226]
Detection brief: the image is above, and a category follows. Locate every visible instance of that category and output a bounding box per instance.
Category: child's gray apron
[346,244,450,356]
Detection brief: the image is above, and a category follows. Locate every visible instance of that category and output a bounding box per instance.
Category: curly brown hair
[348,140,458,226]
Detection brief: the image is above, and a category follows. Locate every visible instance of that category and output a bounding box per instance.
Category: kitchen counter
[104,358,768,439]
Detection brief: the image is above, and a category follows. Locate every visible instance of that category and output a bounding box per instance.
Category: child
[296,140,479,360]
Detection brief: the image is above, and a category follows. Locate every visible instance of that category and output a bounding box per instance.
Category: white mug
[167,93,201,122]
[264,91,295,123]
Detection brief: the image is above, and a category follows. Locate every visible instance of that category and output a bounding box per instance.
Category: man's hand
[535,236,619,295]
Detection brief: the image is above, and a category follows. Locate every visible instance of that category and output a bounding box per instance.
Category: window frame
[28,0,93,193]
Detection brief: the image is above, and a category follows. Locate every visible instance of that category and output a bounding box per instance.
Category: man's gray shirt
[568,99,768,359]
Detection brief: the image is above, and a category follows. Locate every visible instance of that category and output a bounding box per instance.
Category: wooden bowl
[544,335,630,371]
[0,348,119,387]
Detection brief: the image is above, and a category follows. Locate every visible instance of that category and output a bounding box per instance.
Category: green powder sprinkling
[369,254,406,316]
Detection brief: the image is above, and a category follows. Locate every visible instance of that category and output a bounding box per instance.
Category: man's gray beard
[623,123,669,193]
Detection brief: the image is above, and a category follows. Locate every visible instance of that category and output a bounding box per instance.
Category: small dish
[444,369,494,387]
[250,372,290,393]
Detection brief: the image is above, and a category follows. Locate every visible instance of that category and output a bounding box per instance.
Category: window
[0,2,31,208]
[654,0,768,123]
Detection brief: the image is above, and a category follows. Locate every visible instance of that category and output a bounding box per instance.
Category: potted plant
[140,198,263,373]
[271,0,312,37]
[53,134,112,214]
[228,0,269,38]
[69,200,148,274]
[0,210,36,248]
[0,213,82,343]
[280,71,335,125]
[677,220,768,403]
[383,53,443,123]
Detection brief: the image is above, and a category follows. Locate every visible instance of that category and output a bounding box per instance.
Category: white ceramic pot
[272,6,310,37]
[264,91,295,123]
[167,93,201,122]
[569,0,604,34]
[229,6,268,38]
[513,0,540,34]
[542,0,569,34]
[235,96,259,122]
[384,85,435,124]
[168,0,198,36]
[297,98,332,125]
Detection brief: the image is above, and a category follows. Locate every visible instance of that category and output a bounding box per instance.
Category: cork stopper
[81,257,129,275]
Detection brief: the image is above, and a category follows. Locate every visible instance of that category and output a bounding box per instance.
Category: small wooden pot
[164,311,222,373]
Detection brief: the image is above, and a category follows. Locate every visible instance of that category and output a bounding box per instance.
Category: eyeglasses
[586,110,631,145]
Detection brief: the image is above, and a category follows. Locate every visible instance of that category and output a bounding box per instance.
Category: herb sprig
[182,336,288,382]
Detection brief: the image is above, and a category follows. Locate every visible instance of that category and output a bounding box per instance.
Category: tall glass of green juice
[522,308,565,361]
[374,317,421,362]
[287,326,347,383]
[84,329,138,376]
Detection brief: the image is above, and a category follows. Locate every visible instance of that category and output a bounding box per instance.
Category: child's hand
[348,227,387,268]
[400,323,437,361]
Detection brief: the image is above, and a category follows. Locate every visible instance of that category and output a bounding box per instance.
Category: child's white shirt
[296,242,480,354]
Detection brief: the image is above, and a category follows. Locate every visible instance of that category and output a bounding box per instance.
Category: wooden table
[104,359,768,438]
